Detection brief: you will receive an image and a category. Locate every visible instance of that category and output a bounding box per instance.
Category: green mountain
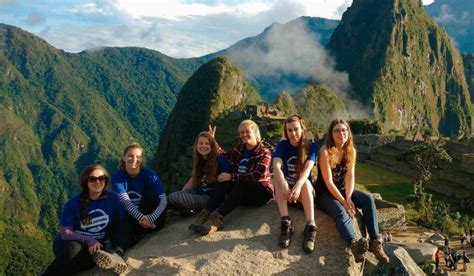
[0,23,203,274]
[463,53,474,101]
[272,85,347,132]
[425,0,474,53]
[327,0,473,136]
[154,56,260,189]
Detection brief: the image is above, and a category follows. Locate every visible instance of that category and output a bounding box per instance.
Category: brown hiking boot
[278,220,294,248]
[350,237,368,263]
[196,210,223,235]
[302,224,317,253]
[369,238,389,263]
[188,209,210,232]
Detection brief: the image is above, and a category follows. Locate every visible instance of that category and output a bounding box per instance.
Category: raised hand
[208,124,216,138]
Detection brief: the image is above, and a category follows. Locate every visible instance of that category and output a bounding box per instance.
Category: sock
[281,216,290,222]
[306,220,316,226]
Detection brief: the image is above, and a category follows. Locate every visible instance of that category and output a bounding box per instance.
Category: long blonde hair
[239,119,262,143]
[284,114,310,175]
[324,118,356,169]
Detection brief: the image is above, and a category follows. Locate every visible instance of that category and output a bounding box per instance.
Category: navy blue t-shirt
[111,167,165,206]
[60,191,123,240]
[274,139,318,186]
[197,155,231,195]
[238,148,253,173]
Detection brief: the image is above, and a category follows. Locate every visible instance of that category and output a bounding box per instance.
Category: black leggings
[41,237,98,275]
[124,191,166,247]
[206,180,272,216]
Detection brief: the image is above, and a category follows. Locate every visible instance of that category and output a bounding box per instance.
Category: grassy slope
[355,162,471,219]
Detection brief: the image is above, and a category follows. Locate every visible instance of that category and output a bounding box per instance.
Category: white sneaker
[93,250,128,274]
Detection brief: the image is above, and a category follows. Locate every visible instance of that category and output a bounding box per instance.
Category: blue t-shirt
[60,191,123,240]
[238,148,253,173]
[197,155,231,195]
[111,167,165,206]
[274,139,318,186]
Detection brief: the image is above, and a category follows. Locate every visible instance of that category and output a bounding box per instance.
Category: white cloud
[115,0,270,20]
[24,12,46,25]
[0,0,15,6]
[16,0,440,57]
[68,3,111,16]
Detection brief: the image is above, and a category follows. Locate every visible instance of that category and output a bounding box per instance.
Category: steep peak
[154,56,259,185]
[328,0,472,136]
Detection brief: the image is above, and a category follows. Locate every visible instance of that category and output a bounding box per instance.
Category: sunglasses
[88,175,108,183]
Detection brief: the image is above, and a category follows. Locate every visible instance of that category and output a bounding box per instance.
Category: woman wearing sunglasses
[111,143,167,245]
[190,120,273,235]
[315,118,388,263]
[273,114,318,253]
[42,164,128,275]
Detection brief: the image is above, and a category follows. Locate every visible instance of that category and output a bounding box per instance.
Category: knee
[363,193,375,207]
[58,241,83,263]
[167,192,181,205]
[334,209,351,224]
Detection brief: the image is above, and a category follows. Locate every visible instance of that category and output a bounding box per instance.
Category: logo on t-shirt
[128,191,142,205]
[286,156,297,186]
[238,158,249,173]
[80,209,110,233]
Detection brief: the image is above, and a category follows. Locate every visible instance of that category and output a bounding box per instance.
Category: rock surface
[83,201,364,275]
[370,244,425,276]
[390,242,437,264]
[375,198,406,231]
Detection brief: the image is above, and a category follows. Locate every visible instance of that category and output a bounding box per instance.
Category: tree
[402,143,453,229]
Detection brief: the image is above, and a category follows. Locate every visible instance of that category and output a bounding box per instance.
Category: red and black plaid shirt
[218,142,274,195]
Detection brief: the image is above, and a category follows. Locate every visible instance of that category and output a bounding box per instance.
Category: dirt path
[390,224,473,275]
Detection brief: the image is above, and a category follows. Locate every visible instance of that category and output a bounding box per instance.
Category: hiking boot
[188,209,210,232]
[302,224,317,253]
[350,238,368,263]
[196,210,223,235]
[278,220,294,248]
[93,250,128,274]
[369,238,389,263]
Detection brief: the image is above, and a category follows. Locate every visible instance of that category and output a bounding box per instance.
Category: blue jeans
[315,189,380,245]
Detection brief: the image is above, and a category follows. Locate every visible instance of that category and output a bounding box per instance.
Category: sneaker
[369,238,389,263]
[196,210,223,235]
[188,209,210,232]
[302,224,317,253]
[278,220,294,248]
[93,250,128,274]
[350,238,368,263]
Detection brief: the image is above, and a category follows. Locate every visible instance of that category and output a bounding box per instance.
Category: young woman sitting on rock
[111,143,167,244]
[189,119,274,235]
[315,118,389,263]
[168,132,230,216]
[42,164,128,275]
[273,114,318,253]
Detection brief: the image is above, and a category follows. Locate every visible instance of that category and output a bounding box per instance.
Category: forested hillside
[0,23,203,274]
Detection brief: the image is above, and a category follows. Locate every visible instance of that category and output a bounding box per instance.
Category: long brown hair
[119,142,146,170]
[191,132,218,186]
[284,114,310,175]
[79,164,109,225]
[324,118,356,169]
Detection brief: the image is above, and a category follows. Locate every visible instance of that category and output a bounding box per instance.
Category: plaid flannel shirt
[218,142,274,195]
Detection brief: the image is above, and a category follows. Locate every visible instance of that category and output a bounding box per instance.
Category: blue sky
[0,0,435,58]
